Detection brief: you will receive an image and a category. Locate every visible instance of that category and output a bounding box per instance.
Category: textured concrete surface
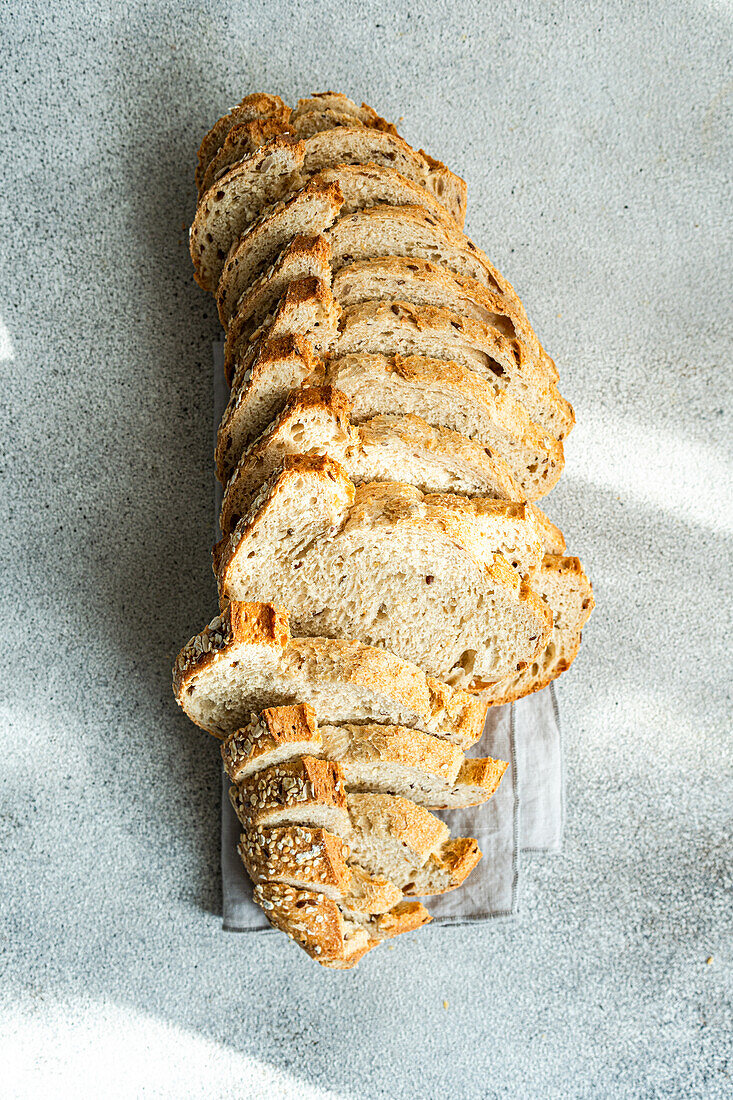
[1,1,731,1096]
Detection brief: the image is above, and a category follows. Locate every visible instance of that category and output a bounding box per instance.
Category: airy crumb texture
[216,455,552,687]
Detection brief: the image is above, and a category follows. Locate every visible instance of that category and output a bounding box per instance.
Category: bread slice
[173,601,488,746]
[225,274,340,386]
[195,92,290,191]
[327,352,564,501]
[290,91,399,135]
[219,387,566,557]
[214,167,464,326]
[199,116,295,197]
[230,761,481,896]
[482,554,595,705]
[221,703,508,810]
[327,204,542,364]
[237,824,401,913]
[299,130,465,225]
[229,755,350,834]
[333,255,559,383]
[335,299,574,440]
[215,456,552,687]
[252,881,430,968]
[191,135,306,292]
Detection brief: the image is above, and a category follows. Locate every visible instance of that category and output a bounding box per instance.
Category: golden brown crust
[223,235,333,378]
[221,702,321,782]
[374,900,432,939]
[252,883,431,967]
[195,93,290,190]
[453,757,509,802]
[253,882,364,965]
[224,273,338,386]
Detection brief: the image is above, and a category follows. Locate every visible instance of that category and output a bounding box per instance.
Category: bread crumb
[443,999,449,1009]
[706,956,714,964]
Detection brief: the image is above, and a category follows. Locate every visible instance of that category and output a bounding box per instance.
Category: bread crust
[195,92,290,190]
[224,234,333,370]
[215,334,323,483]
[480,554,594,704]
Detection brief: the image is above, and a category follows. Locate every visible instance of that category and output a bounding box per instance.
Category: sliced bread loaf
[173,601,488,746]
[237,824,401,913]
[218,387,566,556]
[215,456,552,688]
[482,554,595,705]
[221,703,508,810]
[335,299,574,440]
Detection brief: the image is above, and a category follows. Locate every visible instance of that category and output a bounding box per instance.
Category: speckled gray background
[1,1,731,1096]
